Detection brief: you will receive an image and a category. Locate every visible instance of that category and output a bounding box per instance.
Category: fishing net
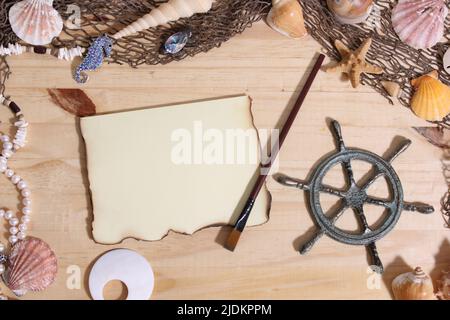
[0,0,449,127]
[0,0,272,93]
[301,0,450,127]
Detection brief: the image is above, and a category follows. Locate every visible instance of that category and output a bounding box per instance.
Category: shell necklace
[0,96,57,299]
[0,95,30,299]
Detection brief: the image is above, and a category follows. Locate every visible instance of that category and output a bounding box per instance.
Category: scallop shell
[3,237,57,296]
[392,267,435,300]
[392,0,448,50]
[436,269,449,300]
[326,0,374,25]
[410,70,450,121]
[9,0,63,46]
[267,0,307,39]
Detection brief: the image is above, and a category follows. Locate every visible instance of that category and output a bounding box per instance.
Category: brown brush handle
[232,54,325,233]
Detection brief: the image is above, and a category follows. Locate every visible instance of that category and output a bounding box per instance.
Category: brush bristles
[225,229,242,251]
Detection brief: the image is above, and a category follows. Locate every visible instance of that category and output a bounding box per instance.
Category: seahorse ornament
[74,35,113,84]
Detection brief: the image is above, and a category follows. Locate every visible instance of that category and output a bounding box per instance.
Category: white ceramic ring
[88,249,154,300]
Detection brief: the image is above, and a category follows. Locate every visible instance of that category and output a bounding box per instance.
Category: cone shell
[392,267,435,300]
[327,0,374,25]
[410,71,450,121]
[9,0,63,46]
[4,237,57,296]
[113,0,214,40]
[436,270,450,300]
[392,0,448,50]
[267,0,307,39]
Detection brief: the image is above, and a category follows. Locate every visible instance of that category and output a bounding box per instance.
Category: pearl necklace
[0,94,30,280]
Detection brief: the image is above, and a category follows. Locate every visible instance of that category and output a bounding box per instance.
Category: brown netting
[0,0,450,126]
[0,0,271,93]
[301,0,450,127]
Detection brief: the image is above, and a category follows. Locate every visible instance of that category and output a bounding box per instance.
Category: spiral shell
[392,0,448,50]
[391,267,435,300]
[113,0,214,40]
[3,237,58,296]
[9,0,63,46]
[410,70,450,121]
[327,0,374,25]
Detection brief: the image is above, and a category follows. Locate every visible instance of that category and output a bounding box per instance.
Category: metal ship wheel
[276,120,434,273]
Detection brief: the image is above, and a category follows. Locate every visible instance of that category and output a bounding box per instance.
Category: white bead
[3,142,12,150]
[21,189,31,197]
[1,135,9,142]
[16,232,26,240]
[0,243,4,252]
[22,207,31,215]
[22,198,31,206]
[0,209,4,218]
[4,210,13,220]
[5,169,14,178]
[18,223,27,232]
[0,156,6,163]
[9,227,18,235]
[11,175,20,184]
[9,217,19,226]
[17,180,27,190]
[8,235,17,244]
[0,264,4,274]
[0,163,6,172]
[21,215,31,224]
[2,149,12,158]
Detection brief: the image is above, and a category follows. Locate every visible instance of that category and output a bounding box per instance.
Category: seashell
[9,0,63,46]
[3,237,57,296]
[381,81,401,98]
[392,0,448,50]
[436,269,450,300]
[113,0,214,40]
[410,70,450,121]
[444,48,450,75]
[267,0,307,39]
[392,267,435,300]
[326,0,374,25]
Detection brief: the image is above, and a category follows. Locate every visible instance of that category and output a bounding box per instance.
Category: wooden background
[0,21,449,300]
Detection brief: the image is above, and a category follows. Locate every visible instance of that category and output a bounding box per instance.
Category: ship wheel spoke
[365,196,392,209]
[319,185,346,198]
[299,201,348,254]
[353,206,372,234]
[342,160,356,186]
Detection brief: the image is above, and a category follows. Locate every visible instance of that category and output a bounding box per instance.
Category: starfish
[324,38,383,88]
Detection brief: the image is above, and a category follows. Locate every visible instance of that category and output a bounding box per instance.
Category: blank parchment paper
[81,96,270,244]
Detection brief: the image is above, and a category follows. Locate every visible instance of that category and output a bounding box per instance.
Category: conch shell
[410,70,450,121]
[436,269,449,300]
[267,0,307,39]
[3,237,58,296]
[113,0,214,40]
[9,0,63,45]
[326,0,374,25]
[391,267,435,300]
[392,0,448,50]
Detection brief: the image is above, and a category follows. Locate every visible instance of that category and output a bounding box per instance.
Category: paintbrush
[225,53,326,251]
